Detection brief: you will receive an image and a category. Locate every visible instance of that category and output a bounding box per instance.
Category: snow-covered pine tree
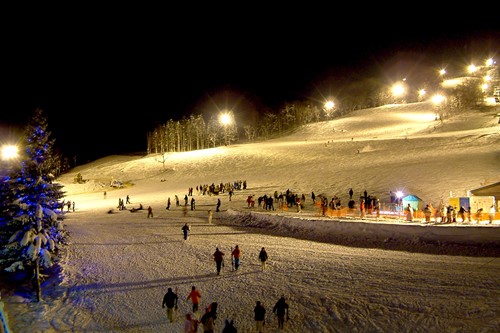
[0,108,67,302]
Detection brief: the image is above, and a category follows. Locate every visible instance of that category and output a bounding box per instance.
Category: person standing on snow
[489,205,496,224]
[213,247,225,275]
[231,245,242,271]
[186,285,201,313]
[162,287,178,323]
[216,198,221,212]
[254,300,266,333]
[182,223,190,240]
[166,197,171,210]
[184,313,197,333]
[273,296,289,330]
[258,247,268,271]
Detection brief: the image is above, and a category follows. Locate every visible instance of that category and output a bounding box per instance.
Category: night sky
[1,10,498,164]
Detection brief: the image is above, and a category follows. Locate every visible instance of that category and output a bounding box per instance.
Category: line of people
[162,285,289,332]
[212,246,268,275]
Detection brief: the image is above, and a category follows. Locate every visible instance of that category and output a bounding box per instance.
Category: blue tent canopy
[402,194,424,211]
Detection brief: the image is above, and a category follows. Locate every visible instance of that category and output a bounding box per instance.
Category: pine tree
[0,108,67,302]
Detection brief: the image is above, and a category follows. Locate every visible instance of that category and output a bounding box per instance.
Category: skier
[231,245,242,271]
[186,286,201,313]
[161,287,178,323]
[273,296,289,330]
[147,206,153,218]
[216,198,221,212]
[182,223,190,240]
[213,247,225,275]
[126,195,130,204]
[166,197,171,210]
[258,247,268,271]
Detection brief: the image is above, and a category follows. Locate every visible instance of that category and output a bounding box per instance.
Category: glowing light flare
[324,101,335,110]
[467,64,477,74]
[431,94,445,106]
[391,83,406,97]
[219,112,232,126]
[1,144,19,160]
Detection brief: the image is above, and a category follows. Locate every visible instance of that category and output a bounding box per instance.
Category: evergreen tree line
[146,75,485,156]
[0,108,67,302]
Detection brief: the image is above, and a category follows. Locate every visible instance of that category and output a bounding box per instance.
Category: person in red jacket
[231,245,242,270]
[186,285,201,313]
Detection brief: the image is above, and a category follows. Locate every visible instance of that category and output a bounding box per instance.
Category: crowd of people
[162,284,289,332]
[158,244,275,332]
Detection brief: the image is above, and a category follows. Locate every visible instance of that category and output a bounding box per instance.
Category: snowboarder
[182,223,190,240]
[186,285,201,313]
[213,247,225,275]
[258,247,268,271]
[231,245,242,271]
[273,296,289,330]
[162,287,178,323]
